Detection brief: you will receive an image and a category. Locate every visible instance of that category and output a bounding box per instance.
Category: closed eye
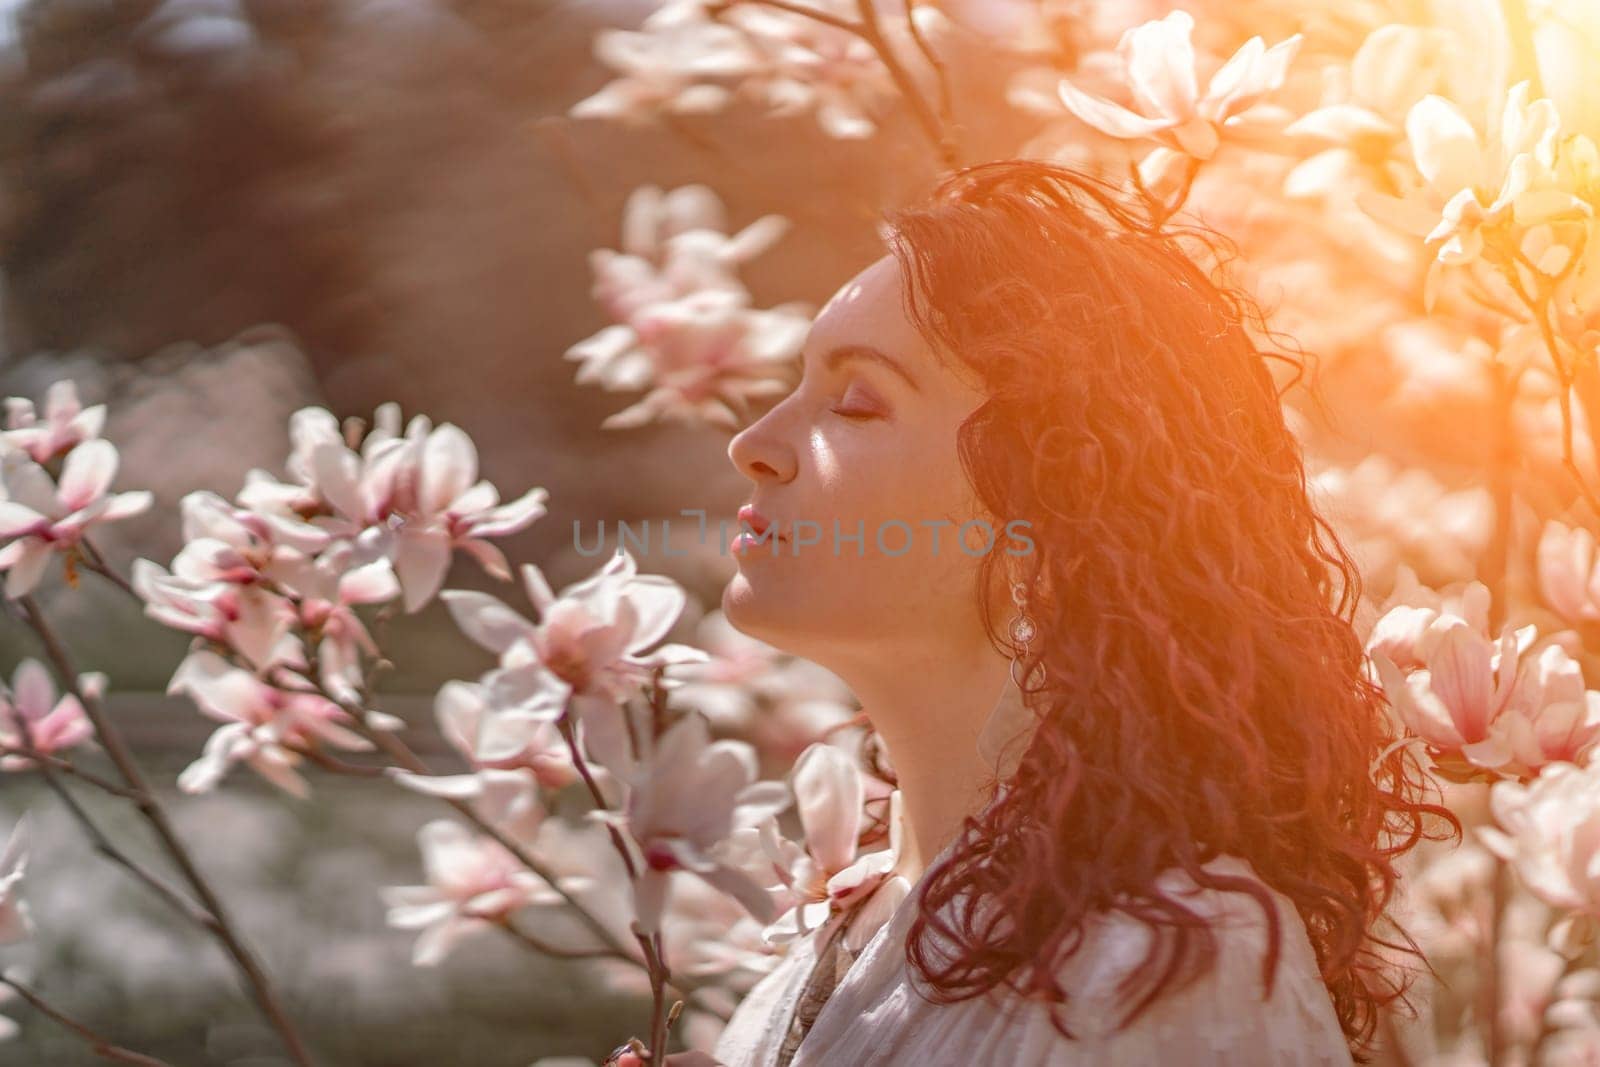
[830,384,887,421]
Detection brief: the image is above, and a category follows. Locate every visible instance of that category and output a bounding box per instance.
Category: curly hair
[850,158,1460,1060]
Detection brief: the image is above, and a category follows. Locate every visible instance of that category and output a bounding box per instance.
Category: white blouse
[712,838,1356,1067]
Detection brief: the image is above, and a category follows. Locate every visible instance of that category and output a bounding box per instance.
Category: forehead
[804,254,930,367]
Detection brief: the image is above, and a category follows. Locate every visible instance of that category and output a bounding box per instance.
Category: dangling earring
[977,581,1046,778]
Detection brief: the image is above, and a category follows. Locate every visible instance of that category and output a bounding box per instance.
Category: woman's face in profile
[724,252,1005,669]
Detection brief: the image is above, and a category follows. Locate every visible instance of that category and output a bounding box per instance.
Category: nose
[728,404,798,484]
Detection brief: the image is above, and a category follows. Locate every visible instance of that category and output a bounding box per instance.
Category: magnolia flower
[1360,81,1591,293]
[0,441,152,598]
[588,183,791,326]
[760,747,908,953]
[566,183,807,430]
[591,711,790,935]
[721,0,901,140]
[1054,10,1301,197]
[592,290,808,430]
[429,678,578,788]
[310,417,549,612]
[382,819,590,966]
[1538,519,1600,625]
[132,490,335,671]
[654,871,787,982]
[132,557,301,673]
[0,659,100,770]
[1365,572,1492,671]
[570,3,760,123]
[1367,611,1547,779]
[572,0,907,140]
[1,380,105,464]
[1480,761,1600,951]
[440,549,708,778]
[167,650,375,798]
[1282,24,1446,199]
[668,611,860,767]
[1310,455,1493,593]
[0,814,31,946]
[387,679,579,841]
[268,543,401,704]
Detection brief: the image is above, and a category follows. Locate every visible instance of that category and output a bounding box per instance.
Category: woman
[615,158,1454,1066]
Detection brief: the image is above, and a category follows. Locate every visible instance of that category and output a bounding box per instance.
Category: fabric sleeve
[986,872,1357,1066]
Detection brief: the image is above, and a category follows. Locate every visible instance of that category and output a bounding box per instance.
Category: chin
[721,571,836,661]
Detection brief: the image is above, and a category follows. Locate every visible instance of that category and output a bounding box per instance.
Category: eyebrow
[817,343,922,393]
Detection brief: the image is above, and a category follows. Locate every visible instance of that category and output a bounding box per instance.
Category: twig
[1503,263,1600,518]
[851,0,958,167]
[0,744,141,800]
[14,739,213,930]
[0,975,175,1066]
[705,0,957,166]
[75,537,139,603]
[16,595,314,1067]
[901,0,953,140]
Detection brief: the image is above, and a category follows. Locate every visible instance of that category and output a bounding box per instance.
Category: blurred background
[3,0,1598,1063]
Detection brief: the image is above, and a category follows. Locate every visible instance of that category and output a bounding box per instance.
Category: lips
[737,504,787,543]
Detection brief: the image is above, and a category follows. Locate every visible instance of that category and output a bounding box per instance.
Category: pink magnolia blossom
[309,415,549,612]
[382,818,591,966]
[591,711,790,935]
[167,650,375,798]
[1366,572,1492,671]
[1537,518,1600,626]
[132,490,336,671]
[1366,610,1525,766]
[0,813,31,946]
[0,440,152,598]
[572,1,911,140]
[570,4,761,124]
[440,548,708,778]
[268,542,401,704]
[1,380,105,464]
[758,745,908,953]
[424,678,578,789]
[566,183,807,431]
[1480,762,1600,952]
[0,659,100,770]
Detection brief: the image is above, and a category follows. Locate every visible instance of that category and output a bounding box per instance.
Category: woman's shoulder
[1034,852,1356,1064]
[796,852,1353,1066]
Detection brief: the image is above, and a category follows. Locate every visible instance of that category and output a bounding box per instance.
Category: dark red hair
[853,158,1458,1060]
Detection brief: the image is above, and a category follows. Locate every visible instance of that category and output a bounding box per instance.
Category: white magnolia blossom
[566,182,809,430]
[0,437,153,599]
[1359,81,1594,303]
[0,658,100,771]
[1054,10,1302,198]
[1282,23,1449,199]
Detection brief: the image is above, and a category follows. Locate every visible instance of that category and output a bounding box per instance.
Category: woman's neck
[842,643,1010,885]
